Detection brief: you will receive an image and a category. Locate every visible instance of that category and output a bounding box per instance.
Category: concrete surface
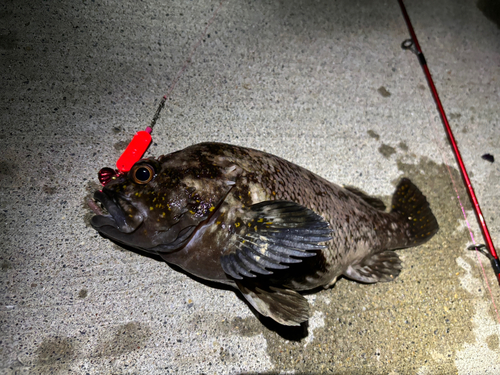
[1,0,500,373]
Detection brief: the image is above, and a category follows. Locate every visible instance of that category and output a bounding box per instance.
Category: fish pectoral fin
[220,200,332,280]
[236,281,310,326]
[344,250,402,283]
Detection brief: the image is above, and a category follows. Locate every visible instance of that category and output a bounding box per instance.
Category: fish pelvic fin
[236,281,310,326]
[391,178,439,247]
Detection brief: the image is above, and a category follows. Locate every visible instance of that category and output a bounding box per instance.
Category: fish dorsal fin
[236,281,310,326]
[220,201,332,280]
[343,186,386,211]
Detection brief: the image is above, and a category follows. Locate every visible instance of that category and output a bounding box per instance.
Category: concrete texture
[1,0,499,373]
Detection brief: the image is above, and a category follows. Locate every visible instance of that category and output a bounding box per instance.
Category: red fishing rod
[397,0,500,284]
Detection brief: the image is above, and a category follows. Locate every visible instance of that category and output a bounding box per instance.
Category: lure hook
[98,167,119,186]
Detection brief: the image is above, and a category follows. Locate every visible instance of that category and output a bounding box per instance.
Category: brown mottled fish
[89,142,438,326]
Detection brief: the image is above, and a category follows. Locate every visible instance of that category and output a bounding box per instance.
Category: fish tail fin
[391,178,439,247]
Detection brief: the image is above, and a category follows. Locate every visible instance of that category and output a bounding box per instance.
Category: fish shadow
[102,236,310,341]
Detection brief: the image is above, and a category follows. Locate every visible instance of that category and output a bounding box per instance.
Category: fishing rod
[397,0,500,285]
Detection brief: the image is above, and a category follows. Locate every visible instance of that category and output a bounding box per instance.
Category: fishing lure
[97,96,166,186]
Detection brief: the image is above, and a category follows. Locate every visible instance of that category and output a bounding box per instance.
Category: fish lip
[90,190,142,233]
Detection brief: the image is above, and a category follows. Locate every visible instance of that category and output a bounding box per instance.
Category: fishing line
[397,0,500,321]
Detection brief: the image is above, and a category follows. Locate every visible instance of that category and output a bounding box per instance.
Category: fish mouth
[88,190,197,253]
[90,190,143,234]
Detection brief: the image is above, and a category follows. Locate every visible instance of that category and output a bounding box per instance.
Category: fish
[89,142,439,326]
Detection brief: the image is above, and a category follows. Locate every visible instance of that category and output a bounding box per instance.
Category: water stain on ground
[486,334,499,350]
[378,144,396,158]
[367,130,380,140]
[0,160,13,176]
[43,185,57,195]
[36,336,76,366]
[259,154,476,373]
[377,86,391,98]
[94,322,151,357]
[0,30,17,50]
[398,141,408,151]
[1,260,11,270]
[227,316,263,337]
[78,288,88,298]
[114,140,129,151]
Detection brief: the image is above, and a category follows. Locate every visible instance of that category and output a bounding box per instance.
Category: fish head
[90,152,239,253]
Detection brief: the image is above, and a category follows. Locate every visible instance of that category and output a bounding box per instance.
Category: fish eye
[131,164,155,184]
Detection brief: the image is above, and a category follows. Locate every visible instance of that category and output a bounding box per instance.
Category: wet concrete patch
[395,156,472,225]
[0,160,17,187]
[114,140,129,151]
[36,336,76,367]
[0,29,17,50]
[377,86,391,98]
[378,144,397,158]
[1,260,12,270]
[367,130,380,140]
[0,160,14,176]
[227,316,263,337]
[42,185,57,195]
[454,255,500,373]
[398,141,408,151]
[449,113,462,120]
[486,334,499,350]
[78,288,88,298]
[94,322,151,357]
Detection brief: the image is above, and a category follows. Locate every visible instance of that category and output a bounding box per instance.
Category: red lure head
[98,167,120,186]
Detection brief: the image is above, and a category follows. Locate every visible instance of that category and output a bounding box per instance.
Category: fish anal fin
[344,250,402,283]
[236,281,310,326]
[344,186,387,211]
